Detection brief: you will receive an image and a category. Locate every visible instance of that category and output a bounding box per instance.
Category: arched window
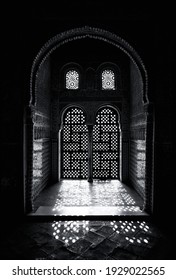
[66,70,79,89]
[93,107,120,179]
[61,107,88,178]
[102,69,115,90]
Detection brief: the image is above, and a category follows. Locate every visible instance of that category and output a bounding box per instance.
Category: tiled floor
[3,180,170,260]
[33,180,145,216]
[0,220,173,260]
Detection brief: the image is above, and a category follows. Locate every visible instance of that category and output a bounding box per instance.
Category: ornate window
[93,107,120,179]
[61,107,88,178]
[66,70,79,89]
[102,69,115,90]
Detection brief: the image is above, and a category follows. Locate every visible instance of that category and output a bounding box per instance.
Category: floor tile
[0,219,174,260]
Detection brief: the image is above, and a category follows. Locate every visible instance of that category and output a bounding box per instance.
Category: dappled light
[52,220,89,246]
[51,220,154,250]
[111,220,151,246]
[53,180,139,210]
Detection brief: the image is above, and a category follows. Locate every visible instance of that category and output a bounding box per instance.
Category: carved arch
[26,26,153,214]
[30,26,148,106]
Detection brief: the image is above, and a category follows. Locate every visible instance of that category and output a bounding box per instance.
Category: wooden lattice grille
[66,70,79,89]
[102,69,115,90]
[93,108,119,179]
[61,107,88,178]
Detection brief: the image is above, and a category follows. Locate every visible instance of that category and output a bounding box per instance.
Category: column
[87,125,93,183]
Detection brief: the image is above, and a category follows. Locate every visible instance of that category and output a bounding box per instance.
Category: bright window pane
[93,107,119,179]
[102,69,115,90]
[66,70,79,89]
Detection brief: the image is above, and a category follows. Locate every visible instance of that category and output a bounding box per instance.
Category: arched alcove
[25,26,154,215]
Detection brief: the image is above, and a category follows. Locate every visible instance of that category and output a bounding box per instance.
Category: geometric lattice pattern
[102,69,115,90]
[66,70,79,89]
[93,107,119,179]
[61,107,88,178]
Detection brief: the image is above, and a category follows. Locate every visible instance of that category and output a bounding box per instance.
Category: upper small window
[66,70,79,89]
[102,69,115,90]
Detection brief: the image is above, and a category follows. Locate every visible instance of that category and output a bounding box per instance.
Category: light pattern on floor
[53,180,138,211]
[1,220,172,260]
[51,220,155,250]
[52,221,90,246]
[110,221,150,245]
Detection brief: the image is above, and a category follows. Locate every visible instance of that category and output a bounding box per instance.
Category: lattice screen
[93,108,119,179]
[61,107,88,178]
[66,70,79,89]
[102,69,115,90]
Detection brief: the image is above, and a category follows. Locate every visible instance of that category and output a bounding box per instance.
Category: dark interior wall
[33,58,51,199]
[129,62,146,199]
[0,4,175,225]
[153,22,175,225]
[1,23,24,215]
